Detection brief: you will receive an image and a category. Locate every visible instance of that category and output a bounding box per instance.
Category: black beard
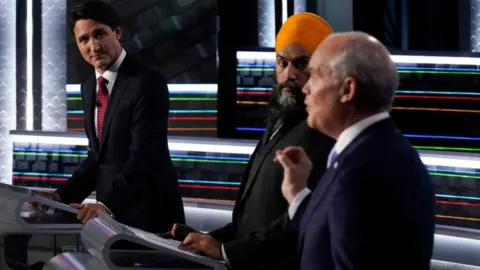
[265,80,307,133]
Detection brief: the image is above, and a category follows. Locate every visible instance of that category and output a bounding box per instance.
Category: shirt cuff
[221,244,230,266]
[97,201,114,217]
[288,188,311,219]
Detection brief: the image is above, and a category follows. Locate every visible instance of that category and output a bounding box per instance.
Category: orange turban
[275,12,333,54]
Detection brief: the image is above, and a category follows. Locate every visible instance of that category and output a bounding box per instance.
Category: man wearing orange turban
[169,13,334,270]
[276,12,333,54]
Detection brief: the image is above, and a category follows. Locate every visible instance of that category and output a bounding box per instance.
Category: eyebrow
[307,65,322,75]
[276,55,310,62]
[77,27,108,39]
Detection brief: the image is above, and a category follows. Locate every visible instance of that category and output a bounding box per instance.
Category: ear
[339,77,356,103]
[114,27,122,40]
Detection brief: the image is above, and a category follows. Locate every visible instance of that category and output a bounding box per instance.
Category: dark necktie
[96,76,109,140]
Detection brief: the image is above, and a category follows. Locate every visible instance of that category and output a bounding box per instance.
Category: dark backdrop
[353,0,463,52]
[66,0,218,84]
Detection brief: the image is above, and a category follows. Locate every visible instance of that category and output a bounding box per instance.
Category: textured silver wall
[41,0,67,131]
[258,0,275,47]
[471,0,480,51]
[0,1,16,184]
[294,0,307,13]
[315,0,353,32]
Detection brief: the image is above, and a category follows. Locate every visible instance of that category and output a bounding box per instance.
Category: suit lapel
[239,126,286,203]
[98,74,129,154]
[297,124,384,246]
[82,77,99,158]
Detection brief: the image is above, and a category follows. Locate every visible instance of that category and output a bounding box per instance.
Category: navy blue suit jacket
[292,119,435,270]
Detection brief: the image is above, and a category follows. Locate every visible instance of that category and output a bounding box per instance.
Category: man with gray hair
[275,32,435,269]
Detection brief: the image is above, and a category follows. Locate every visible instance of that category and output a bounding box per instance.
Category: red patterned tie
[96,76,109,140]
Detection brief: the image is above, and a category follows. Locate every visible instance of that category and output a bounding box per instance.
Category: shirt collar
[333,111,390,155]
[95,48,127,84]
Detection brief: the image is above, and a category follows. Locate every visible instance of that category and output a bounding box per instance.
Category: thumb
[276,153,295,170]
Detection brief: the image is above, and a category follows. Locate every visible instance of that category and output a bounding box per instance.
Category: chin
[93,58,110,68]
[306,116,316,129]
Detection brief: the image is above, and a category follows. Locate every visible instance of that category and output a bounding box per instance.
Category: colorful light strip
[237,88,480,96]
[236,96,480,105]
[397,66,480,72]
[66,84,218,95]
[436,194,480,200]
[67,116,219,121]
[393,107,480,113]
[396,90,480,96]
[11,148,251,160]
[12,172,241,186]
[436,215,480,222]
[395,95,480,101]
[13,149,480,174]
[13,151,480,179]
[237,128,480,142]
[237,68,480,76]
[10,134,480,169]
[238,95,480,102]
[437,200,480,207]
[237,65,480,72]
[415,146,480,152]
[237,51,480,66]
[67,110,217,114]
[10,134,256,154]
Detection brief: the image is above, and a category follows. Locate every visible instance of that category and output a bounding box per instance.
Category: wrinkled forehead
[307,47,332,74]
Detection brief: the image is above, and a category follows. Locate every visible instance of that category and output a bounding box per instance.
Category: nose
[286,65,298,79]
[281,65,298,83]
[89,39,101,53]
[302,79,310,95]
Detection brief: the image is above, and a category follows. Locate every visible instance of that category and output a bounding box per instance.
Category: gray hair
[327,32,398,112]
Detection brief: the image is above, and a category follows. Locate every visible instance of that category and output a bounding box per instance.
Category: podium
[0,183,83,269]
[45,214,228,270]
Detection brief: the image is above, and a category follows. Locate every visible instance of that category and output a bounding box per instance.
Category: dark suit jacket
[292,119,435,270]
[56,56,185,233]
[209,120,334,270]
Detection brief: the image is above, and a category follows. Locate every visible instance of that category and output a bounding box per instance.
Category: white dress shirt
[288,111,390,219]
[94,49,127,136]
[94,49,126,214]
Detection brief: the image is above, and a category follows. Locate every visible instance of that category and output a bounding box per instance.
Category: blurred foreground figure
[276,32,435,270]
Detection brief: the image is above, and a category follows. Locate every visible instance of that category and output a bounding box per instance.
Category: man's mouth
[91,54,104,60]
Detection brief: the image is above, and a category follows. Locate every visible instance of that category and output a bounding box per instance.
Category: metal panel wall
[471,0,480,51]
[41,0,67,131]
[0,1,16,184]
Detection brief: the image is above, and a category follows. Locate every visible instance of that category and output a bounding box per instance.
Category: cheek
[275,69,285,83]
[79,46,91,60]
[309,90,324,110]
[309,91,331,120]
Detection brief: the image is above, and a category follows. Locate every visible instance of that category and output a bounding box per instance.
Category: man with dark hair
[169,13,335,270]
[34,0,185,232]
